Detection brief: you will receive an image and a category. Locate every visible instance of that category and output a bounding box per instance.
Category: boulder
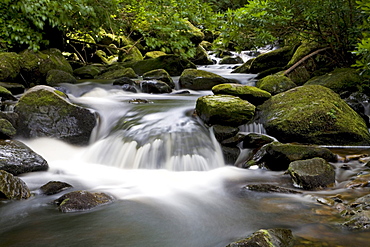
[179,69,232,90]
[0,118,16,139]
[0,170,30,200]
[244,142,336,171]
[142,69,175,88]
[189,45,213,65]
[305,68,361,94]
[213,125,240,142]
[226,228,294,247]
[46,69,77,86]
[40,181,73,195]
[73,65,103,79]
[196,94,255,127]
[94,50,118,65]
[97,67,137,79]
[144,51,167,59]
[122,55,196,76]
[0,52,22,82]
[287,157,336,190]
[212,83,271,105]
[0,85,16,101]
[139,80,172,94]
[118,45,144,63]
[112,77,136,86]
[219,56,244,64]
[242,133,276,149]
[256,74,297,95]
[257,85,370,145]
[0,82,25,95]
[14,85,97,145]
[54,190,114,213]
[0,140,48,175]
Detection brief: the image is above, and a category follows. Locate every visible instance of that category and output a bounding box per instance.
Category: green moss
[0,52,22,82]
[287,42,320,67]
[0,118,16,137]
[144,51,167,59]
[257,74,296,95]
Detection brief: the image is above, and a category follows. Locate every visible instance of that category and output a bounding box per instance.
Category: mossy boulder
[305,68,361,94]
[287,42,321,67]
[257,85,370,145]
[14,85,97,145]
[46,69,77,86]
[245,142,336,171]
[20,49,73,85]
[213,125,240,142]
[0,82,25,95]
[257,74,297,95]
[142,69,175,88]
[94,50,118,65]
[139,80,172,94]
[97,67,137,79]
[0,118,16,139]
[288,157,335,190]
[54,190,114,213]
[0,85,16,101]
[196,94,255,127]
[118,45,144,63]
[73,65,104,79]
[0,170,30,200]
[0,139,48,175]
[212,83,271,105]
[144,51,167,59]
[179,69,233,90]
[219,56,244,65]
[0,52,22,82]
[189,45,213,65]
[121,55,196,76]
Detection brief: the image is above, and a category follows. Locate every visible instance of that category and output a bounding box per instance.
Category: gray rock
[139,80,172,94]
[142,69,175,88]
[213,125,240,142]
[40,181,73,195]
[242,133,275,149]
[179,69,233,90]
[0,170,30,200]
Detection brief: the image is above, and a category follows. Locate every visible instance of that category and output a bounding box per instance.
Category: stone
[54,190,114,213]
[46,69,77,86]
[97,67,137,79]
[118,45,143,63]
[139,80,172,94]
[0,139,48,175]
[257,85,370,145]
[196,94,255,127]
[40,181,73,195]
[189,45,213,65]
[288,157,336,190]
[243,184,302,194]
[0,82,25,95]
[0,170,30,200]
[142,69,175,88]
[213,125,240,142]
[179,69,233,90]
[0,86,16,101]
[0,118,16,139]
[0,52,22,82]
[212,83,271,105]
[14,85,97,145]
[242,133,276,149]
[144,51,167,59]
[256,74,297,95]
[244,142,336,171]
[73,65,103,79]
[219,56,244,64]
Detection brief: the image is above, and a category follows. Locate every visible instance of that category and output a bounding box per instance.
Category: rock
[0,82,25,95]
[179,69,233,90]
[0,118,16,139]
[20,49,73,85]
[122,55,196,76]
[213,125,240,142]
[118,45,143,63]
[54,190,114,213]
[287,157,335,190]
[0,85,16,101]
[221,145,241,165]
[142,69,175,89]
[257,85,370,145]
[139,80,172,94]
[226,228,294,247]
[14,85,97,145]
[212,83,271,105]
[97,67,137,79]
[112,77,136,86]
[343,92,370,127]
[0,170,30,200]
[94,50,118,65]
[242,133,276,149]
[189,45,214,65]
[46,69,77,86]
[256,74,297,95]
[221,133,247,147]
[345,173,370,188]
[232,46,295,74]
[244,142,336,171]
[144,51,167,59]
[73,65,103,79]
[305,68,361,94]
[243,184,302,194]
[342,194,370,230]
[40,181,73,195]
[219,56,244,64]
[196,94,255,127]
[0,139,48,175]
[0,52,22,82]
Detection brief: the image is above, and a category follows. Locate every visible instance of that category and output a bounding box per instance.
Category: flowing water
[0,64,369,246]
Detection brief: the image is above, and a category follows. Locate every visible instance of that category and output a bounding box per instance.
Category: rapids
[0,63,369,246]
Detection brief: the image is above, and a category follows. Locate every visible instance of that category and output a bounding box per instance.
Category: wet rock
[0,85,17,101]
[0,118,16,139]
[40,181,73,195]
[221,133,247,147]
[0,170,30,200]
[226,228,294,247]
[243,184,302,194]
[189,45,214,65]
[196,94,255,127]
[287,157,335,190]
[97,67,137,79]
[342,194,370,229]
[73,65,103,79]
[244,142,336,171]
[113,77,136,86]
[179,69,233,90]
[142,69,175,89]
[0,139,48,175]
[118,45,143,63]
[212,83,271,105]
[219,56,244,64]
[139,80,172,94]
[256,74,297,95]
[0,52,22,82]
[221,146,241,165]
[242,133,276,149]
[54,190,114,213]
[46,69,77,86]
[0,82,25,95]
[14,85,97,145]
[345,173,370,188]
[257,85,370,145]
[213,125,240,142]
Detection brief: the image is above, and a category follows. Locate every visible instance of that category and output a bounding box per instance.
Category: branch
[284,47,330,76]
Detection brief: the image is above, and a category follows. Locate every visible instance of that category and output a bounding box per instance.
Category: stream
[0,61,369,246]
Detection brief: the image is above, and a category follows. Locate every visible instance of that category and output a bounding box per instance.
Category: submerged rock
[54,190,114,213]
[243,184,302,194]
[40,181,73,195]
[0,170,30,200]
[226,228,294,247]
[196,94,255,127]
[0,139,48,175]
[244,142,336,171]
[287,157,335,190]
[179,69,233,90]
[14,85,97,145]
[257,85,370,145]
[212,83,271,105]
